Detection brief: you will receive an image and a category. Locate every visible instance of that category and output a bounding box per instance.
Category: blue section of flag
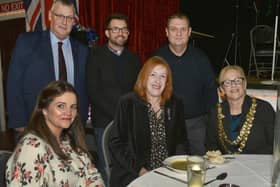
[23,0,31,8]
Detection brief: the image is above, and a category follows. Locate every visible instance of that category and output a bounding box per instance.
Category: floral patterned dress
[5,133,104,187]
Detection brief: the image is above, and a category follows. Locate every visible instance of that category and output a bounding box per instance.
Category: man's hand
[15,127,25,132]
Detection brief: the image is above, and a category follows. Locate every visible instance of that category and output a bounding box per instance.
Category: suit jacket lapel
[135,99,151,155]
[70,38,78,85]
[41,31,55,80]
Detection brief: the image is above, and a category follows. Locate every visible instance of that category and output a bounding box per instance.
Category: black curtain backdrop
[180,0,275,75]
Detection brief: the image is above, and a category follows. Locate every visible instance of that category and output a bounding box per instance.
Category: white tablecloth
[128,155,272,187]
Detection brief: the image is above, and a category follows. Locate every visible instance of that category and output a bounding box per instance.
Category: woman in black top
[206,65,275,154]
[109,56,188,187]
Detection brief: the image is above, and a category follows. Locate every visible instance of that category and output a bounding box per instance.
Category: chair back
[0,150,12,186]
[251,25,275,46]
[102,121,114,184]
[248,25,280,78]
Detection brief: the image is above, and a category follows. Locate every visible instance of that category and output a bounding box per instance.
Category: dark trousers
[185,115,207,155]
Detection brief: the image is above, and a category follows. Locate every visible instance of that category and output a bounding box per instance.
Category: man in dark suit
[7,0,88,134]
[86,13,141,183]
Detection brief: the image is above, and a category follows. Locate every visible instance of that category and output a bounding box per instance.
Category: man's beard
[109,36,128,47]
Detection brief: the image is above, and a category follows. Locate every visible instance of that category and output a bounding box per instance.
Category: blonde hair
[219,65,246,84]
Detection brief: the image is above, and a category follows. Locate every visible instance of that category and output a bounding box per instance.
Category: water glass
[187,156,207,187]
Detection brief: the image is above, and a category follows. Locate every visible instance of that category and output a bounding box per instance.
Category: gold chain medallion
[217,97,257,154]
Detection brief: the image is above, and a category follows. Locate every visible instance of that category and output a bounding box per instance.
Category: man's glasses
[221,77,245,87]
[107,27,129,34]
[52,11,75,23]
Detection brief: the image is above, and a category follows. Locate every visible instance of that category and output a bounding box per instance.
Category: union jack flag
[24,0,79,32]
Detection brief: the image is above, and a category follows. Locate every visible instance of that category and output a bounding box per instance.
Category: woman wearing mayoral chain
[206,65,275,154]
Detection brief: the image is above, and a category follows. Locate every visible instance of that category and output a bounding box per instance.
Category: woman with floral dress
[6,81,104,186]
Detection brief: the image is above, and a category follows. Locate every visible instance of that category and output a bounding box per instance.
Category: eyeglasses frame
[51,11,75,23]
[107,27,129,34]
[221,77,245,87]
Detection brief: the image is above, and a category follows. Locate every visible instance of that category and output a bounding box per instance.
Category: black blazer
[86,45,141,128]
[206,95,275,154]
[109,92,188,187]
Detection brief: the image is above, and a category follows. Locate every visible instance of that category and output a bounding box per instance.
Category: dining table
[127,154,273,187]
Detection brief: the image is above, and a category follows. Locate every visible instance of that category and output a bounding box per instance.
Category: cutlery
[206,166,216,170]
[153,170,187,184]
[224,156,235,159]
[204,172,228,185]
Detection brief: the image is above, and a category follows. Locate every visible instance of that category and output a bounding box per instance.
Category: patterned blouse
[148,107,168,169]
[5,133,104,187]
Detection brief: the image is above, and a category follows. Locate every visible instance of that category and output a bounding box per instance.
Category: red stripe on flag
[42,0,53,29]
[29,2,41,31]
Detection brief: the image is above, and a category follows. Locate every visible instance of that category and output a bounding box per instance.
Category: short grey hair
[50,0,75,14]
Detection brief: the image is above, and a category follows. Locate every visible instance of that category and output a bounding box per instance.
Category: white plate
[204,155,230,165]
[162,155,188,173]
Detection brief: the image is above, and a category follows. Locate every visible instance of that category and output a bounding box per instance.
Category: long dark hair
[22,81,90,160]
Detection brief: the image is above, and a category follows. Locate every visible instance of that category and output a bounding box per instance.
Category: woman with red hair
[109,56,188,187]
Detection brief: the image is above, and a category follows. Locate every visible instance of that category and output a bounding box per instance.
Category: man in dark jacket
[86,13,141,182]
[7,0,88,137]
[152,12,218,155]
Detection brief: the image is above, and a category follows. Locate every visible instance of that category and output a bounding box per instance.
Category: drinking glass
[187,156,207,187]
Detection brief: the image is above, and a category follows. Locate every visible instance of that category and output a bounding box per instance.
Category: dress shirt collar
[50,30,70,45]
[107,44,123,56]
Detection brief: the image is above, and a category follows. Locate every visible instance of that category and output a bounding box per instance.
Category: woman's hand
[139,167,149,176]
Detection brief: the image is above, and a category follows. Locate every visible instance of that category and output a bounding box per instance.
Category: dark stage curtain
[78,0,180,62]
